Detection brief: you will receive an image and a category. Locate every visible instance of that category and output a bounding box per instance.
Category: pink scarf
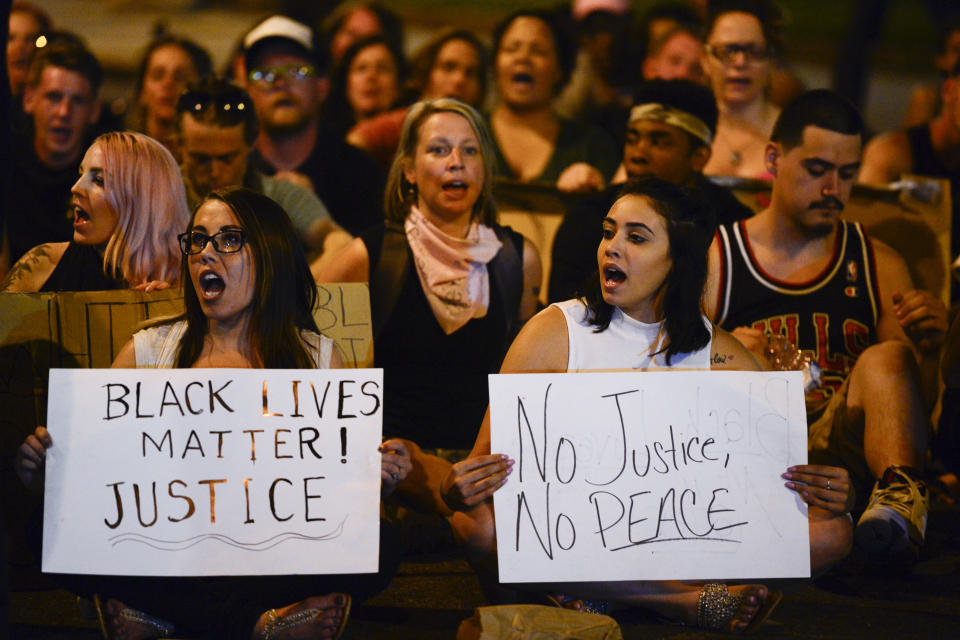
[405,206,503,334]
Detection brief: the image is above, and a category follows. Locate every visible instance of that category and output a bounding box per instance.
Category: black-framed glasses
[704,43,771,65]
[176,89,251,122]
[247,63,317,86]
[178,229,247,255]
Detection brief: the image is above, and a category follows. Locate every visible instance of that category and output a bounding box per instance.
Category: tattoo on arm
[0,245,51,292]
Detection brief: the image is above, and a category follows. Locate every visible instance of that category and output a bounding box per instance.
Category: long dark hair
[177,187,321,368]
[321,34,407,137]
[583,176,713,364]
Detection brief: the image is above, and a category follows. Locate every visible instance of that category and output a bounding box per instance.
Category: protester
[320,35,406,143]
[243,15,386,236]
[642,25,706,84]
[443,177,854,632]
[7,1,51,104]
[15,187,407,640]
[702,0,783,178]
[705,90,947,561]
[128,35,212,153]
[175,78,351,266]
[317,98,541,450]
[555,0,639,149]
[549,79,753,302]
[321,1,404,65]
[488,10,618,193]
[5,33,102,269]
[1,131,186,293]
[347,29,488,169]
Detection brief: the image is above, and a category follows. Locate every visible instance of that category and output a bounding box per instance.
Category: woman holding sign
[1,131,188,293]
[441,177,856,633]
[16,187,409,639]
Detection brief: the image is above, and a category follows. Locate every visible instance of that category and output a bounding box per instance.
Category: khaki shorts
[807,377,874,507]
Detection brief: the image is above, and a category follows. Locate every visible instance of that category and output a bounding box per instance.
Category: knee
[856,341,917,379]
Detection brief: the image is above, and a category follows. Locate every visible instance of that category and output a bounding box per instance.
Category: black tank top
[715,220,880,403]
[361,224,523,449]
[40,242,125,292]
[906,124,951,179]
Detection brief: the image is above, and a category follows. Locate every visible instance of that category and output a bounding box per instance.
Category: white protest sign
[490,370,810,583]
[43,368,383,576]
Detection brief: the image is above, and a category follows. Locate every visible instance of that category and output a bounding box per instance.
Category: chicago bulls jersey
[715,219,880,402]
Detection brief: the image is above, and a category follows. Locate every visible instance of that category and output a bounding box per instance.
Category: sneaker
[855,466,928,558]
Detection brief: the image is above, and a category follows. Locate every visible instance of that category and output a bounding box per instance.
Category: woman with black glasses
[15,188,408,639]
[701,0,783,179]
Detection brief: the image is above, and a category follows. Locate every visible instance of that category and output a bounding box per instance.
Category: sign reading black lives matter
[42,368,383,576]
[490,370,810,582]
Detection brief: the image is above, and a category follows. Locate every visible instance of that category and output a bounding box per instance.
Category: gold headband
[629,103,713,146]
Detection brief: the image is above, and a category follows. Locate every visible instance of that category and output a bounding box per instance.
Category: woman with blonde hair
[318,97,541,451]
[1,131,188,293]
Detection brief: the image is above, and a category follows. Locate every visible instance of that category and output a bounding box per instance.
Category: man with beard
[242,15,386,236]
[3,34,101,271]
[704,90,947,564]
[549,79,752,302]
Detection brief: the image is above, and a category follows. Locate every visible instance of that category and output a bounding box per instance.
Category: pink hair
[95,131,189,286]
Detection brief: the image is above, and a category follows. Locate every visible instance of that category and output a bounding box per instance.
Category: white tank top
[133,320,335,369]
[554,299,713,371]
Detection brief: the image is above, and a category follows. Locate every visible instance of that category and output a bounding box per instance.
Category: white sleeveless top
[133,320,336,369]
[554,299,713,371]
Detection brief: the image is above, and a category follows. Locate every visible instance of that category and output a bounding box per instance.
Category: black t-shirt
[5,128,79,264]
[250,127,386,237]
[548,175,753,303]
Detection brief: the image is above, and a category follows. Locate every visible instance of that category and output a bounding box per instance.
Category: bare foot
[102,599,173,640]
[251,593,351,640]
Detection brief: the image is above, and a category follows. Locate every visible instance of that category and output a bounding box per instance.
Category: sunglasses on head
[176,89,252,122]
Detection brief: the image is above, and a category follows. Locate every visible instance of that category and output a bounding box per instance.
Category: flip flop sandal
[93,594,176,639]
[258,594,352,640]
[696,583,783,634]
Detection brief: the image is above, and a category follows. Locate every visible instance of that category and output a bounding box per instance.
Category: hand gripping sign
[42,368,382,576]
[490,370,810,583]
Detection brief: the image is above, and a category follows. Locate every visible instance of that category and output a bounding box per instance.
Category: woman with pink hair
[1,131,189,293]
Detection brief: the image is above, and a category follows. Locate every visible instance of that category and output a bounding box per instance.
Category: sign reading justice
[42,368,383,576]
[489,370,810,583]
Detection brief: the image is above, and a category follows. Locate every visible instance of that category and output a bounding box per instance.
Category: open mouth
[73,205,90,225]
[512,72,535,86]
[198,271,226,299]
[603,266,626,287]
[442,180,468,194]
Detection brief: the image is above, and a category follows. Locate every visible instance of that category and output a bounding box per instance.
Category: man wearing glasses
[176,77,351,270]
[243,15,386,237]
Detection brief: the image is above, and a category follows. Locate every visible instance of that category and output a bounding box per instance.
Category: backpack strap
[489,225,523,338]
[370,221,409,338]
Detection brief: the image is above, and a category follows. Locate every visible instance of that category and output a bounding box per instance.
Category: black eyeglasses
[178,229,247,255]
[704,43,772,65]
[176,89,252,122]
[247,63,317,87]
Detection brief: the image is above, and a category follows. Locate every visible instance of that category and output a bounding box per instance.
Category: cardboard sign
[489,370,810,583]
[42,367,383,576]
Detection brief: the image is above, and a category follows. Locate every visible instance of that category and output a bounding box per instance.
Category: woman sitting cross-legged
[440,177,856,633]
[15,187,409,640]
